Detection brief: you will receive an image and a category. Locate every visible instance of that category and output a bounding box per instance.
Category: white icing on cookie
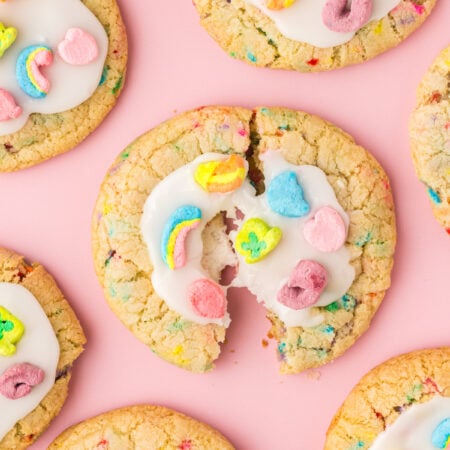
[370,396,450,450]
[0,0,108,136]
[0,283,60,441]
[141,151,355,328]
[243,0,401,48]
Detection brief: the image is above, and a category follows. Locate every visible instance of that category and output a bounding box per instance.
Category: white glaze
[370,396,450,450]
[141,151,355,328]
[0,0,108,136]
[0,283,60,441]
[243,0,401,48]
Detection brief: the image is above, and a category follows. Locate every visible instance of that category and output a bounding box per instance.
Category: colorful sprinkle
[303,206,346,252]
[194,154,246,193]
[0,22,17,58]
[267,171,310,218]
[307,58,319,66]
[0,363,44,399]
[112,74,123,95]
[58,28,99,66]
[428,187,442,204]
[0,306,25,356]
[188,279,226,319]
[16,45,53,98]
[322,0,373,33]
[355,231,372,247]
[277,260,328,310]
[246,51,257,63]
[236,218,282,264]
[412,2,425,14]
[161,206,202,270]
[432,418,450,448]
[178,440,192,450]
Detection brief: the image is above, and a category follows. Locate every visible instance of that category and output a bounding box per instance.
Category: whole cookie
[49,405,235,449]
[0,0,128,172]
[92,106,396,374]
[325,348,450,449]
[193,0,436,72]
[0,247,85,449]
[410,45,450,235]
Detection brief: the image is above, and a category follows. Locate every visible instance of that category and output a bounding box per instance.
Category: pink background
[1,1,449,449]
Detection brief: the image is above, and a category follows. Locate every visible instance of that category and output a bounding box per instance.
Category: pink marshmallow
[303,206,346,253]
[188,279,227,319]
[58,28,99,66]
[0,89,22,122]
[277,260,328,310]
[0,363,45,399]
[322,0,373,33]
[173,221,200,269]
[30,49,53,93]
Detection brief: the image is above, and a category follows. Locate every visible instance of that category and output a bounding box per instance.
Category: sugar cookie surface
[92,106,396,374]
[193,0,436,72]
[0,247,85,450]
[49,405,235,450]
[0,0,127,171]
[325,348,450,450]
[410,45,450,236]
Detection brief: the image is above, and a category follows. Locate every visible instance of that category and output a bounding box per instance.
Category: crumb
[306,370,321,381]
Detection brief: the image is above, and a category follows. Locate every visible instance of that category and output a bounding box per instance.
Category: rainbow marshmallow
[432,418,450,449]
[16,45,53,99]
[194,154,246,194]
[161,206,202,270]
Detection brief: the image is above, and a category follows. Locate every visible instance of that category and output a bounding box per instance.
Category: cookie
[92,106,396,374]
[49,405,235,449]
[0,0,128,172]
[410,45,450,235]
[0,247,85,449]
[325,348,450,449]
[193,0,436,72]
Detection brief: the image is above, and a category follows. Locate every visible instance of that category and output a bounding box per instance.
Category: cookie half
[410,45,450,235]
[193,0,436,72]
[0,0,128,172]
[0,247,85,449]
[92,106,396,374]
[325,348,450,449]
[49,405,235,449]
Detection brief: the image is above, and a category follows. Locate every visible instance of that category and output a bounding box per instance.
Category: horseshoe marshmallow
[322,0,373,32]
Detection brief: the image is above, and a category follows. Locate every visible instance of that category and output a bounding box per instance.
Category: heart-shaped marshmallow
[322,0,373,33]
[58,28,99,66]
[277,260,328,310]
[0,306,24,356]
[303,206,346,252]
[236,218,282,264]
[267,171,310,218]
[0,89,22,122]
[188,279,227,319]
